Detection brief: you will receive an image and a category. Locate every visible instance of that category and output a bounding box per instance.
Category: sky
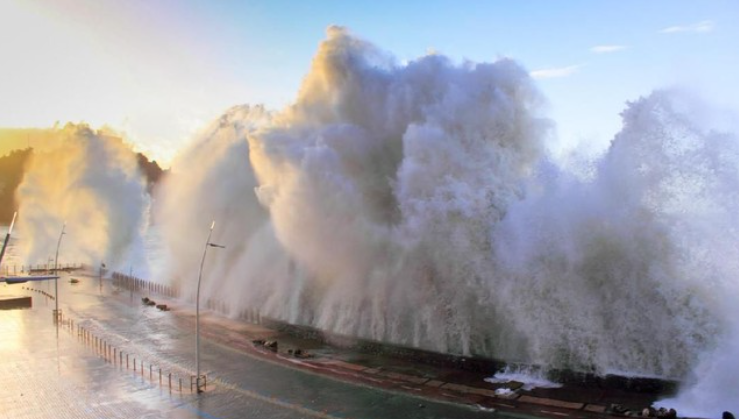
[1,0,737,166]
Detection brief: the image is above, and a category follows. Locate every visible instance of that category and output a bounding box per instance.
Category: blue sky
[1,0,737,164]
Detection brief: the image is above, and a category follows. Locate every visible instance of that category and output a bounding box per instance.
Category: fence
[2,262,84,276]
[109,271,262,325]
[42,270,267,395]
[21,286,54,300]
[56,312,195,394]
[14,264,262,324]
[111,272,180,299]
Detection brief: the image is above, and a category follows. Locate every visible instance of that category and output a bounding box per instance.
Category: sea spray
[657,334,739,417]
[153,104,283,305]
[249,27,548,355]
[156,28,739,415]
[647,92,739,418]
[162,27,549,354]
[485,365,562,391]
[495,91,739,416]
[15,124,149,271]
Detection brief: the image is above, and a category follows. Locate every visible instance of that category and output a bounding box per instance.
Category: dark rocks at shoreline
[610,404,677,419]
[658,408,677,419]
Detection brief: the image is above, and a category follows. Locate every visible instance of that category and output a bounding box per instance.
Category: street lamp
[195,220,225,393]
[53,222,66,324]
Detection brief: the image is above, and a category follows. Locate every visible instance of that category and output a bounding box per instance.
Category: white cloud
[660,20,714,34]
[590,45,627,54]
[530,65,581,80]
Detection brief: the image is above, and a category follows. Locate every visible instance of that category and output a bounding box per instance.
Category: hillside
[0,148,166,224]
[137,152,166,194]
[0,148,32,224]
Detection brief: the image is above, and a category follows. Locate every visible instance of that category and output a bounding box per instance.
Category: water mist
[156,28,739,417]
[15,124,149,271]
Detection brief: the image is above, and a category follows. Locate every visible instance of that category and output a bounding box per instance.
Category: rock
[156,304,169,311]
[142,297,150,304]
[641,407,657,417]
[252,339,265,346]
[264,341,278,351]
[655,408,677,419]
[724,413,736,419]
[611,404,628,414]
[506,381,524,391]
[286,348,307,357]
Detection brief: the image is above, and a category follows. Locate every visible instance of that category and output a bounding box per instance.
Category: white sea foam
[485,366,562,391]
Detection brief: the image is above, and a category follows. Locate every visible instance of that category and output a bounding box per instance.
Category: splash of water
[485,365,562,391]
[15,124,149,271]
[156,28,739,416]
[495,92,739,416]
[493,92,739,377]
[153,104,284,309]
[161,27,548,354]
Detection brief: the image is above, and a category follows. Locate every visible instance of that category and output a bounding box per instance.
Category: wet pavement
[1,271,679,419]
[0,274,512,419]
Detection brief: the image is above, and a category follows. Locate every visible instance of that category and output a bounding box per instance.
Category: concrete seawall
[106,268,678,396]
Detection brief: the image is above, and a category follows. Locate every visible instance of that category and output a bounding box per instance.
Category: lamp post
[53,222,66,324]
[195,221,225,393]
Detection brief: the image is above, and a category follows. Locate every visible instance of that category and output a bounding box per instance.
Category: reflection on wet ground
[0,276,499,419]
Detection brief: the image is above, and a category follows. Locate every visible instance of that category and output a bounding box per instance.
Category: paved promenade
[0,275,501,419]
[0,273,672,419]
[1,295,199,418]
